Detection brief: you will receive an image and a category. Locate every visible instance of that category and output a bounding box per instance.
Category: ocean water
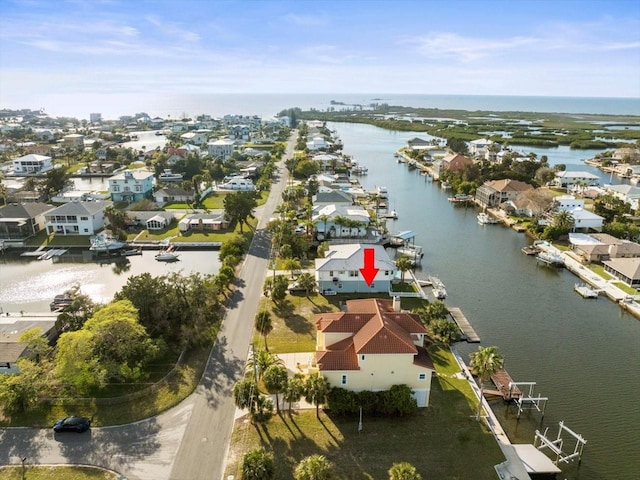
[38,93,640,120]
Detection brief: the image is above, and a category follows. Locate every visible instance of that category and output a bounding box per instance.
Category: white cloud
[145,15,200,43]
[282,13,328,27]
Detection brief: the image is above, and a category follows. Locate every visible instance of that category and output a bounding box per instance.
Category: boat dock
[574,283,599,299]
[448,307,480,343]
[488,369,523,401]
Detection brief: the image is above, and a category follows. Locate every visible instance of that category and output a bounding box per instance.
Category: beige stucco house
[315,298,434,407]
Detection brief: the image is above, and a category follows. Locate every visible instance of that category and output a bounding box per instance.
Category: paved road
[0,131,297,480]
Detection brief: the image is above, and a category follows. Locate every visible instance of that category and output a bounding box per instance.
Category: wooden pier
[489,369,523,400]
[448,307,480,343]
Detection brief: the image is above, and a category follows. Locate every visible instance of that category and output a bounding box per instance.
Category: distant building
[207,138,235,160]
[475,179,533,209]
[89,113,102,124]
[552,171,600,188]
[63,133,85,150]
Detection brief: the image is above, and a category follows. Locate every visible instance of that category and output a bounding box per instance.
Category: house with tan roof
[475,179,533,209]
[431,153,473,179]
[569,233,640,263]
[602,257,640,287]
[315,298,434,407]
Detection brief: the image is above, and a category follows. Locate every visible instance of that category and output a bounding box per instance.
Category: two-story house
[475,179,533,209]
[45,201,109,236]
[315,298,434,407]
[12,154,53,174]
[312,204,370,240]
[207,139,235,160]
[315,244,396,294]
[552,171,600,188]
[108,170,155,203]
[0,202,54,240]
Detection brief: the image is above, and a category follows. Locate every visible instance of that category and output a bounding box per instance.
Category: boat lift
[534,421,587,465]
[511,381,549,418]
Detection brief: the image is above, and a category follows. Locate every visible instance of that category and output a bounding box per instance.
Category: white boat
[382,210,398,220]
[477,212,499,225]
[536,251,564,267]
[430,277,447,299]
[159,169,184,181]
[574,283,599,298]
[376,186,389,199]
[441,181,451,190]
[219,177,256,191]
[351,164,368,175]
[90,232,126,252]
[155,244,180,262]
[397,244,423,265]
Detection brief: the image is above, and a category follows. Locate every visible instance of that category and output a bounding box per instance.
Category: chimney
[392,296,401,312]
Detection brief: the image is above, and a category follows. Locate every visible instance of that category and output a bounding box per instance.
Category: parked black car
[53,416,91,433]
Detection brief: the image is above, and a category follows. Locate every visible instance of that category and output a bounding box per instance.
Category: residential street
[0,131,296,480]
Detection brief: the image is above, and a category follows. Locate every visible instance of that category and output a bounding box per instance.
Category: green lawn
[224,374,503,479]
[0,466,118,480]
[589,264,613,280]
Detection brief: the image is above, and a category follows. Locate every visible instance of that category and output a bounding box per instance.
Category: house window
[370,283,374,288]
[80,216,88,221]
[113,186,120,192]
[384,271,389,276]
[419,373,426,380]
[83,228,88,233]
[135,185,141,192]
[329,271,333,277]
[341,375,347,385]
[349,271,359,277]
[360,355,365,361]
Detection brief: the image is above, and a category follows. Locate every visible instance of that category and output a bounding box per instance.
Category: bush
[326,387,358,415]
[328,385,418,417]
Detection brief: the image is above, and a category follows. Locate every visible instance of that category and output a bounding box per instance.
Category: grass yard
[253,293,338,353]
[224,376,503,479]
[0,466,118,480]
[589,264,613,280]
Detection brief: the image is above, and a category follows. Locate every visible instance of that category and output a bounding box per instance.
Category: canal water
[331,122,640,480]
[0,251,221,312]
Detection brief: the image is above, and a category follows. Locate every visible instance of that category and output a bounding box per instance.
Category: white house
[312,204,370,240]
[315,244,396,294]
[603,184,640,211]
[12,154,53,174]
[468,138,494,157]
[45,201,110,235]
[207,138,235,160]
[553,171,600,188]
[108,170,155,202]
[63,133,85,149]
[554,195,585,211]
[307,135,332,151]
[180,131,208,146]
[146,214,170,230]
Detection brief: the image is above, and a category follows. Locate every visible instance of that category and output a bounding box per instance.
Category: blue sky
[1,0,639,116]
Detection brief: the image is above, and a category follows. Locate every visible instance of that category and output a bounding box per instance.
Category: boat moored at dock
[536,250,565,267]
[477,212,499,225]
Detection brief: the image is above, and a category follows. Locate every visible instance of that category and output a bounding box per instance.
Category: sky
[0,0,639,117]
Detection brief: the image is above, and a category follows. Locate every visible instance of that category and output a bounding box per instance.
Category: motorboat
[536,251,564,267]
[159,169,184,181]
[351,163,368,175]
[477,212,499,225]
[89,232,126,252]
[155,244,180,262]
[430,277,447,299]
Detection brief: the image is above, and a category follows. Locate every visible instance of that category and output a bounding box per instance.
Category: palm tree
[284,374,305,413]
[395,255,413,284]
[304,373,329,419]
[246,350,283,382]
[552,210,574,232]
[242,447,275,480]
[255,310,274,351]
[469,346,504,421]
[263,364,288,413]
[294,454,333,480]
[388,462,422,480]
[296,272,317,298]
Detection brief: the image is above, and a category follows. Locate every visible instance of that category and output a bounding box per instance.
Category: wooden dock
[448,307,480,343]
[489,369,522,400]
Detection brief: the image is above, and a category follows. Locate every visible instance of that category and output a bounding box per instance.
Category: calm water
[331,122,640,480]
[50,93,640,120]
[0,251,221,311]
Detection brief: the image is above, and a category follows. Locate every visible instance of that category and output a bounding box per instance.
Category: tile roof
[45,200,110,216]
[316,298,429,371]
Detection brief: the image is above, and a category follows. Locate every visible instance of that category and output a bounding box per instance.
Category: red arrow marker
[359,248,379,286]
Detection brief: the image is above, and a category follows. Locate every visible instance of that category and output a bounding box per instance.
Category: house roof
[315,244,396,272]
[0,202,54,220]
[155,187,193,197]
[0,342,28,363]
[312,204,369,223]
[603,257,640,280]
[483,179,533,193]
[109,169,154,181]
[568,207,604,221]
[555,171,600,179]
[313,191,353,204]
[315,298,428,371]
[14,153,51,163]
[45,201,110,217]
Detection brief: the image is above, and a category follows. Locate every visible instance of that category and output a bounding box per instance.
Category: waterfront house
[406,137,431,149]
[312,204,370,240]
[166,147,189,165]
[475,179,533,209]
[25,144,54,157]
[612,147,640,163]
[552,171,600,188]
[0,315,58,374]
[315,244,395,294]
[312,190,354,207]
[12,154,53,174]
[108,169,155,203]
[569,233,640,263]
[154,187,195,205]
[568,208,604,232]
[603,184,640,210]
[315,297,434,407]
[468,138,494,158]
[0,343,28,374]
[311,153,343,171]
[553,195,585,211]
[178,211,229,232]
[602,257,640,288]
[45,200,110,236]
[145,214,171,231]
[180,131,208,146]
[507,189,554,217]
[0,202,54,240]
[307,135,332,151]
[207,138,235,160]
[432,153,473,179]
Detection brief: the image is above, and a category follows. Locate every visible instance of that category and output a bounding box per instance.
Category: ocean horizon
[4,93,640,121]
